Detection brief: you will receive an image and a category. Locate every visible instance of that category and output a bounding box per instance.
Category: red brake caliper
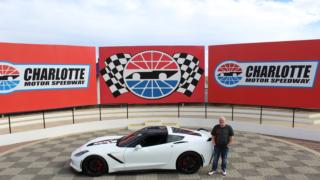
[95,160,103,171]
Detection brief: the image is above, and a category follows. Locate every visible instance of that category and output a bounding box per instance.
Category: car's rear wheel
[82,155,108,177]
[176,152,202,174]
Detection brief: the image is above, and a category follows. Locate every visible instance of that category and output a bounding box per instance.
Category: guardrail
[1,103,320,135]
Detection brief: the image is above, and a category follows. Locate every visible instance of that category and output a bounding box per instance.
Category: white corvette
[70,126,213,176]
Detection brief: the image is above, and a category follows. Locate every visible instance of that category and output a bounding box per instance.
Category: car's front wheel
[176,152,202,174]
[82,155,108,177]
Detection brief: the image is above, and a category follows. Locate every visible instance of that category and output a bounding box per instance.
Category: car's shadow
[70,167,179,177]
[110,169,179,175]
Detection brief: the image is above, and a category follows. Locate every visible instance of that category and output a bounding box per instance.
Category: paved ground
[1,129,320,180]
[0,141,40,155]
[267,136,320,153]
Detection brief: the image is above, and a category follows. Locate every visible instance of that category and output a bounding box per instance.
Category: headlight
[74,150,89,157]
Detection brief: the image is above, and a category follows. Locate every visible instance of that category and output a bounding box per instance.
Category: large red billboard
[99,46,205,104]
[0,42,97,114]
[208,40,320,109]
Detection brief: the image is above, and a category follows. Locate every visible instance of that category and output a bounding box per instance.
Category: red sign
[208,40,320,109]
[99,46,205,104]
[0,42,97,114]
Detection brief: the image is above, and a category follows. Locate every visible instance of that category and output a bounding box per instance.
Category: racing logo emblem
[124,51,181,99]
[215,61,242,87]
[101,51,203,99]
[0,64,20,91]
[214,60,318,88]
[0,61,90,94]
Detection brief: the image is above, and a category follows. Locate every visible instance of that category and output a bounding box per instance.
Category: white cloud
[0,0,319,46]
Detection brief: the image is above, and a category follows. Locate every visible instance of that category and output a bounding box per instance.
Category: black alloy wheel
[176,152,202,174]
[82,156,108,177]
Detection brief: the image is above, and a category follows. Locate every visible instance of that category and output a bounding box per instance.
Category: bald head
[219,116,226,127]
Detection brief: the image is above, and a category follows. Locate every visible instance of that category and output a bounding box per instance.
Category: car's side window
[167,135,184,143]
[140,134,167,147]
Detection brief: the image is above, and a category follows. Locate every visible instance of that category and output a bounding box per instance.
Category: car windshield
[117,130,142,147]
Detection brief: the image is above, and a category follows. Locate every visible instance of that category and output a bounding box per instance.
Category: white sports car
[70,126,213,176]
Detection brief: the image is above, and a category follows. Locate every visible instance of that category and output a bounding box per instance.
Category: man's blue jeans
[212,145,229,172]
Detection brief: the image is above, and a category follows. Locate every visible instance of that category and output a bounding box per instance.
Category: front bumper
[70,156,82,172]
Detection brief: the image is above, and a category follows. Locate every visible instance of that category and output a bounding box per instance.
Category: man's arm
[228,125,235,146]
[212,136,216,145]
[211,126,216,145]
[228,136,234,146]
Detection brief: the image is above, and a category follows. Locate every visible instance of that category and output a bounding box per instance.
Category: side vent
[174,141,188,144]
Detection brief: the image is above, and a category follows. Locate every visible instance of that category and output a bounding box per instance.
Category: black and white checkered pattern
[173,53,203,97]
[100,53,131,97]
[177,66,204,96]
[2,129,320,180]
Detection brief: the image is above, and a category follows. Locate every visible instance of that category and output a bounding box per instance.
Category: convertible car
[70,126,213,176]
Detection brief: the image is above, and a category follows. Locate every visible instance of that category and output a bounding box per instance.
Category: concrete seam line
[0,139,48,157]
[0,127,125,157]
[44,127,126,141]
[0,127,127,157]
[261,134,320,157]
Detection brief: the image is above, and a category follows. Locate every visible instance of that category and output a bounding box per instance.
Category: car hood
[72,135,124,156]
[85,135,123,147]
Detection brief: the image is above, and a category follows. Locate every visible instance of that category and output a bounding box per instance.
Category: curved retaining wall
[0,117,319,146]
[0,104,320,146]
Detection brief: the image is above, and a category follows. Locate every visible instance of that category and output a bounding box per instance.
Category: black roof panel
[140,126,168,135]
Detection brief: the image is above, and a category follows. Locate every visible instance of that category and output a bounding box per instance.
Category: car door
[123,134,173,170]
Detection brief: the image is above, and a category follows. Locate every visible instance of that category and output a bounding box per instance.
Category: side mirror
[135,144,142,150]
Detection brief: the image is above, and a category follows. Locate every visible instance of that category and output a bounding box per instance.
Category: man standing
[208,116,234,176]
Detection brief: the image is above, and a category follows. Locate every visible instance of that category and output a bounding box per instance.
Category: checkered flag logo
[101,52,203,98]
[100,53,131,97]
[173,53,204,97]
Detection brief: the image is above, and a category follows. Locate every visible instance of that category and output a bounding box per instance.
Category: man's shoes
[208,170,217,176]
[222,171,227,176]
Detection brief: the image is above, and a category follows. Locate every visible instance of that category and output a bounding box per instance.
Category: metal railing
[0,103,319,135]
